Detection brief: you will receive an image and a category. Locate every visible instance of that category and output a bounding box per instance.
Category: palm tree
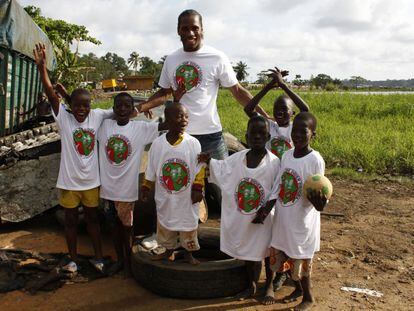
[233,61,249,82]
[128,52,140,75]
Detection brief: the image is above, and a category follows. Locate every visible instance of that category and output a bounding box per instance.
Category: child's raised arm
[269,67,309,112]
[244,68,289,118]
[33,43,60,116]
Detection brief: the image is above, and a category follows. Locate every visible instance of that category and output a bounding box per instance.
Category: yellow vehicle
[101,79,127,92]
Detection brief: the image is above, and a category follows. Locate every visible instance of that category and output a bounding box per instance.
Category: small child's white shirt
[270,148,325,259]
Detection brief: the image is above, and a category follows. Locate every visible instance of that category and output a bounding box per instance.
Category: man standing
[139,9,268,159]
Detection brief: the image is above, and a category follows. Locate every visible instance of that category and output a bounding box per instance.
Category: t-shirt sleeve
[208,156,233,187]
[144,142,157,182]
[314,154,325,175]
[93,108,114,125]
[158,58,172,89]
[192,140,205,183]
[52,103,67,125]
[217,53,238,88]
[140,122,159,145]
[268,167,282,201]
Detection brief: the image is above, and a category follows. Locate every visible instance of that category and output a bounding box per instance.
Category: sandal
[89,259,105,274]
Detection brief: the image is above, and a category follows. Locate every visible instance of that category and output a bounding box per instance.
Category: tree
[159,55,168,66]
[349,76,367,89]
[101,52,129,78]
[310,74,333,89]
[233,61,249,82]
[292,74,307,88]
[24,5,101,90]
[256,70,271,85]
[128,52,140,75]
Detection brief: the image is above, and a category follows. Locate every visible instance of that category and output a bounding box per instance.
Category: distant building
[122,75,154,91]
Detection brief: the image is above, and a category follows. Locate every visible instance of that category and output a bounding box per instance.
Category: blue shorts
[191,131,228,160]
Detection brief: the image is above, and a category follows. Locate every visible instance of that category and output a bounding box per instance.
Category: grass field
[94,90,414,176]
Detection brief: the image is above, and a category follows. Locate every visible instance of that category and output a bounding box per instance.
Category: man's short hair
[178,9,203,29]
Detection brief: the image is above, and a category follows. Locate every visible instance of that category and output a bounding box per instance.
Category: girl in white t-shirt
[244,67,309,160]
[200,115,281,303]
[255,112,329,309]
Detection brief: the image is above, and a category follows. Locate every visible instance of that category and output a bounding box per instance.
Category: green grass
[217,90,414,176]
[94,90,414,176]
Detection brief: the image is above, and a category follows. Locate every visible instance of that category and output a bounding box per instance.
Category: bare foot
[185,252,200,265]
[236,286,256,301]
[294,300,314,311]
[283,288,303,303]
[263,294,276,305]
[151,250,175,261]
[263,284,276,305]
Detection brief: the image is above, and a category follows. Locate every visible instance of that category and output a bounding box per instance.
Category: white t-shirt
[145,133,203,231]
[158,45,238,135]
[270,149,325,259]
[266,120,293,159]
[209,149,280,261]
[98,119,159,202]
[52,105,113,190]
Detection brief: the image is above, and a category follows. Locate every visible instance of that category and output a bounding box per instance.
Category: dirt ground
[0,176,413,311]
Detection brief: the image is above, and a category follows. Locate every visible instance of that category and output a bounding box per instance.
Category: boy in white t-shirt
[255,112,328,310]
[141,101,205,265]
[199,115,281,303]
[34,43,112,273]
[244,67,309,160]
[98,92,166,276]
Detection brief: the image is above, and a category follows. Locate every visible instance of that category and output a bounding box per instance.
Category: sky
[19,0,414,81]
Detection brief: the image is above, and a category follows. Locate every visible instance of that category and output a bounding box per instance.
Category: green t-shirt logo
[235,178,265,214]
[270,137,292,159]
[161,159,190,193]
[73,128,95,157]
[106,135,131,165]
[175,62,202,92]
[279,169,302,206]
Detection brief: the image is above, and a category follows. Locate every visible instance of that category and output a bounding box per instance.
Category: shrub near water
[217,90,414,175]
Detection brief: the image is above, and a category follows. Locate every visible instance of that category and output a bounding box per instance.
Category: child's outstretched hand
[267,67,289,88]
[33,43,47,69]
[307,189,328,212]
[172,81,187,102]
[198,152,211,164]
[54,83,69,100]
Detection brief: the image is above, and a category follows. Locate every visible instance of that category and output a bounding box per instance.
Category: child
[200,115,281,303]
[34,43,112,273]
[244,67,309,160]
[98,92,166,276]
[255,111,328,310]
[141,101,204,265]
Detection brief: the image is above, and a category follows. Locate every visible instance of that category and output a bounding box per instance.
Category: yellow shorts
[59,187,100,208]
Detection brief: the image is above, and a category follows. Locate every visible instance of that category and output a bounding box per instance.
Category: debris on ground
[0,248,114,294]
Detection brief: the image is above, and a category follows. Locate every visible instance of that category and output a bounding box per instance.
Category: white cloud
[19,0,414,80]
